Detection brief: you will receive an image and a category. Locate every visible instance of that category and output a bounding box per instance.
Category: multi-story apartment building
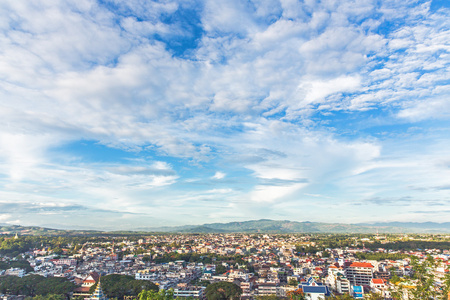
[173,286,206,299]
[345,262,373,286]
[51,258,77,266]
[257,283,279,296]
[336,275,350,294]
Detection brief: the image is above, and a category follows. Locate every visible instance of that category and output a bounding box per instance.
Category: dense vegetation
[138,289,190,300]
[89,274,158,298]
[146,253,252,273]
[0,237,36,256]
[0,259,34,272]
[354,252,410,261]
[365,241,450,251]
[0,275,75,296]
[205,282,242,300]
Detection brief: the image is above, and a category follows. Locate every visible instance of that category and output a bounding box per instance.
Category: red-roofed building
[73,286,91,296]
[73,272,100,298]
[370,278,390,298]
[350,262,373,268]
[83,273,100,287]
[371,278,386,289]
[345,262,374,286]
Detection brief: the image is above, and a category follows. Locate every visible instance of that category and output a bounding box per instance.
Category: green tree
[35,277,75,296]
[390,274,401,284]
[0,259,33,273]
[441,272,450,300]
[205,282,242,300]
[256,295,281,300]
[90,274,158,298]
[288,278,298,286]
[139,289,175,300]
[365,293,384,300]
[286,289,305,300]
[410,256,438,299]
[326,294,353,300]
[32,295,66,300]
[0,275,75,296]
[215,264,227,275]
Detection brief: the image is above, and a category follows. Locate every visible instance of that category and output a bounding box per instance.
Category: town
[1,232,450,299]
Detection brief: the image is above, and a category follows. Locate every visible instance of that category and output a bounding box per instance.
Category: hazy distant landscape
[3,219,450,236]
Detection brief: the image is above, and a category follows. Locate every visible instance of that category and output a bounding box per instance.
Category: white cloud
[398,96,450,121]
[221,119,382,204]
[297,76,361,105]
[0,133,63,181]
[0,0,449,226]
[212,171,226,180]
[201,0,260,35]
[0,214,11,222]
[251,183,305,203]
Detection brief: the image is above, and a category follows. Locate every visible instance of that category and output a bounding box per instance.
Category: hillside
[164,219,407,234]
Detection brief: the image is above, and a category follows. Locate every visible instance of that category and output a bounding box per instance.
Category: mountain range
[2,219,450,235]
[146,219,450,234]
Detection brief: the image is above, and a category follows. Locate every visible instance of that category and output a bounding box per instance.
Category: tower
[88,278,108,300]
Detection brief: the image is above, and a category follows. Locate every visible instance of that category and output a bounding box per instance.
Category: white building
[5,268,26,278]
[173,286,205,299]
[345,262,373,286]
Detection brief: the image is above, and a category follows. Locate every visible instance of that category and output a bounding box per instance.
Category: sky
[0,0,449,230]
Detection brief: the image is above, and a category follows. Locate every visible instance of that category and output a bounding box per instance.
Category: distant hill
[358,222,450,233]
[0,224,101,236]
[2,220,450,235]
[156,219,406,234]
[149,219,450,234]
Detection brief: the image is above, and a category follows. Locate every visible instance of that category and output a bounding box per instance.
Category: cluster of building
[1,234,450,299]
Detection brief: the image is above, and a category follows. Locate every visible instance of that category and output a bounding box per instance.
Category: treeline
[0,237,37,256]
[0,275,75,296]
[0,236,103,257]
[146,252,253,272]
[149,252,245,264]
[354,252,410,261]
[365,241,450,251]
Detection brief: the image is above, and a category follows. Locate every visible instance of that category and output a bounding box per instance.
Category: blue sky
[0,0,449,230]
